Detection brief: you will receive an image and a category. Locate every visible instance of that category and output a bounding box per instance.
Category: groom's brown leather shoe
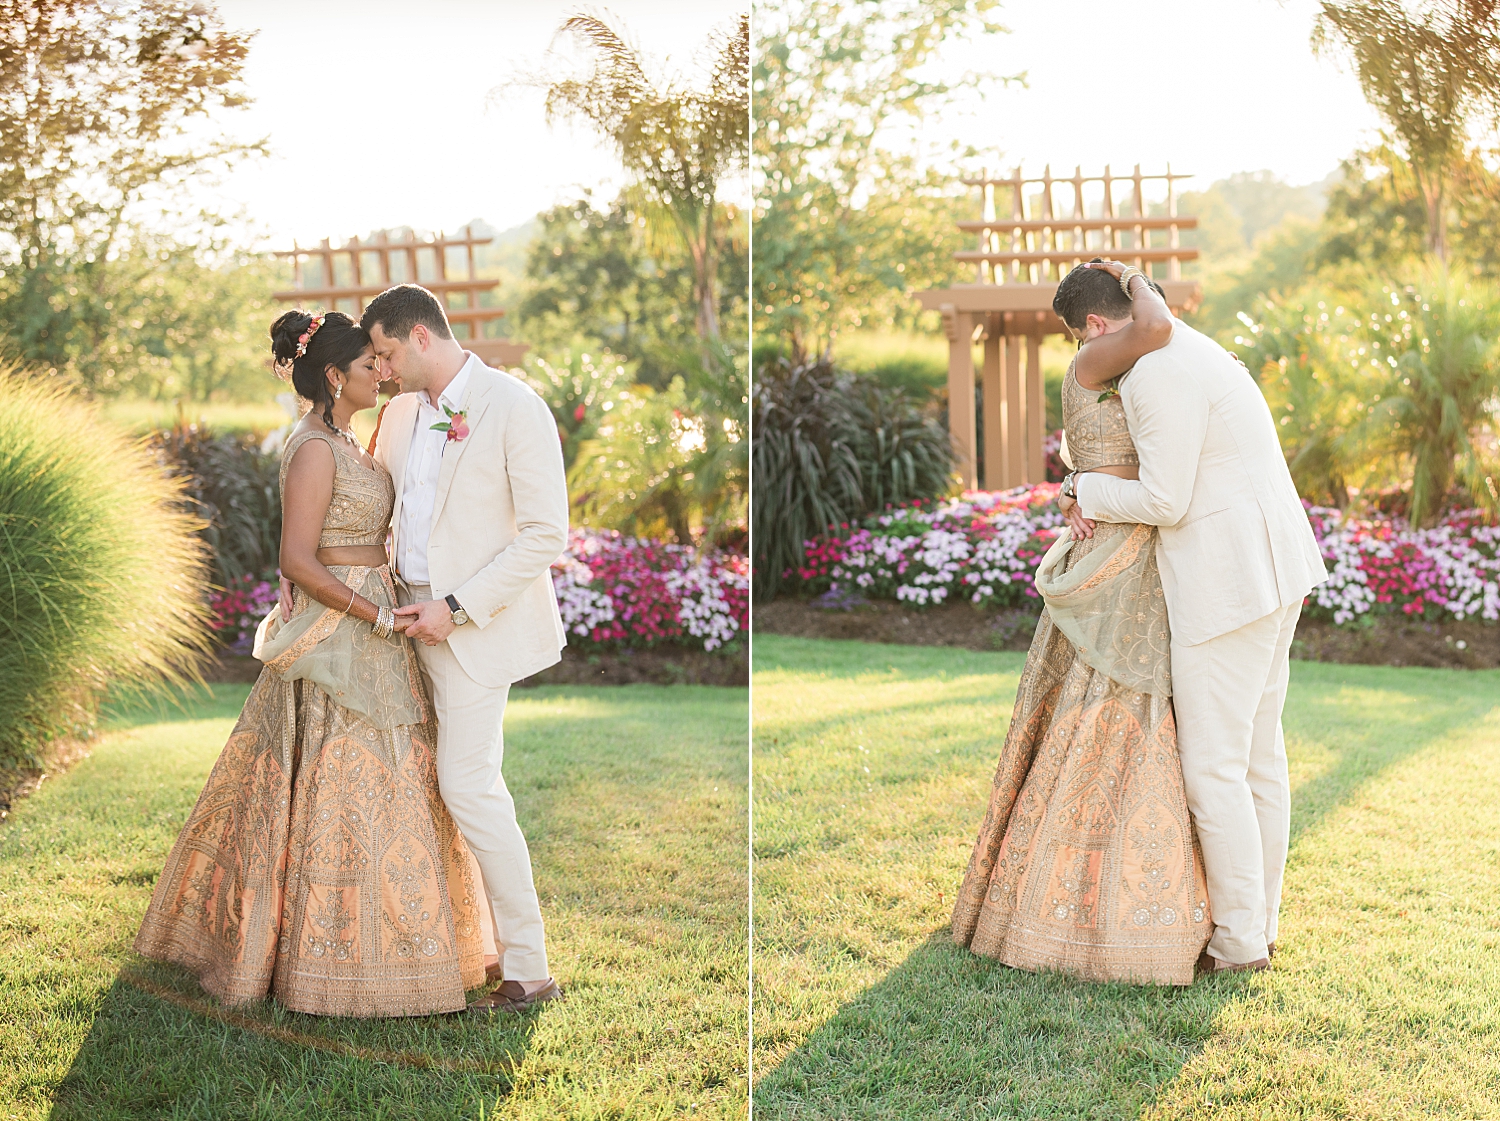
[1196,950,1270,977]
[484,961,504,985]
[467,978,563,1015]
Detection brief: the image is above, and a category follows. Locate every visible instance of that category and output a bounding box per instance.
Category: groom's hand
[395,599,456,646]
[1057,495,1096,539]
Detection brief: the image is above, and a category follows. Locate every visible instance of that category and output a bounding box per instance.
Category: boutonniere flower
[431,405,470,442]
[1097,379,1121,404]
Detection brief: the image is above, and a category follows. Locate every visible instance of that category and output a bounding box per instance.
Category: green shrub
[0,373,212,773]
[149,426,281,585]
[752,358,953,601]
[1237,269,1500,523]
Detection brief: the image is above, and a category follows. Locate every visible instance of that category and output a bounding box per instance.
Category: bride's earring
[334,382,343,400]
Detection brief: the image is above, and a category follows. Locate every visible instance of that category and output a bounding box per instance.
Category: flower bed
[209,532,750,654]
[553,529,749,651]
[790,487,1500,626]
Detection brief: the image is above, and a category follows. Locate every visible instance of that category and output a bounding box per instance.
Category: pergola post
[981,315,1004,492]
[1025,331,1045,483]
[943,305,977,490]
[1002,334,1023,487]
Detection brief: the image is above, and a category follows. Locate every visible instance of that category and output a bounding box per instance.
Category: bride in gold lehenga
[134,310,489,1016]
[951,260,1213,986]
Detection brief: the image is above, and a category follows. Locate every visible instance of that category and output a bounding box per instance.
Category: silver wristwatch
[1060,471,1079,501]
[444,594,470,626]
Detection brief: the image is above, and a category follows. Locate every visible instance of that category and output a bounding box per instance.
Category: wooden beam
[944,307,977,490]
[1003,334,1023,487]
[1025,332,1045,484]
[981,317,1004,491]
[955,247,1199,265]
[955,216,1198,234]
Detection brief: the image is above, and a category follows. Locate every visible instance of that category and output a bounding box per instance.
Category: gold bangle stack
[373,606,395,639]
[1118,266,1147,299]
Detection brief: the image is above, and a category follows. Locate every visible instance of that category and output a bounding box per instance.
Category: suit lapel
[384,395,422,559]
[430,371,492,528]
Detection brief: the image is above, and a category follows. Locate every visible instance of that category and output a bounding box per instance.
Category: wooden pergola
[273,226,528,368]
[916,165,1203,491]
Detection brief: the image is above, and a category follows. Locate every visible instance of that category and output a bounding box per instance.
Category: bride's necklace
[324,417,361,450]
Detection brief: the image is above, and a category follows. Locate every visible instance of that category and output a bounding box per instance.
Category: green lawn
[1,682,748,1120]
[751,635,1500,1120]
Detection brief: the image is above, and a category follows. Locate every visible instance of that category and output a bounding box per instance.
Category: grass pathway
[1,683,748,1120]
[751,635,1500,1120]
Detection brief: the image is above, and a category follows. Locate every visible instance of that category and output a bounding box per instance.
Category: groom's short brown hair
[360,284,454,341]
[1053,258,1157,331]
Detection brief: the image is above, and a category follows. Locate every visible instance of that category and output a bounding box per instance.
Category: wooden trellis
[916,165,1203,491]
[272,226,527,369]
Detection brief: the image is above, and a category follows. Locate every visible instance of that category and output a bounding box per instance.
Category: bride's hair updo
[269,310,371,431]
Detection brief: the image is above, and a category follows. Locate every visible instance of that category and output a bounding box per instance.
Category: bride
[134,310,490,1015]
[950,259,1212,985]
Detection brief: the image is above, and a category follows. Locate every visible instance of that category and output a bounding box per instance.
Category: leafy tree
[540,11,748,343]
[1314,0,1500,262]
[0,0,262,378]
[514,193,745,389]
[753,0,1018,359]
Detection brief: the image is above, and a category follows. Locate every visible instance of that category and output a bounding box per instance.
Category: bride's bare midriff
[316,546,391,568]
[1085,464,1140,480]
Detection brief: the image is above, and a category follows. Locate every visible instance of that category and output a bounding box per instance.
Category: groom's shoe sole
[467,978,563,1015]
[1196,950,1270,977]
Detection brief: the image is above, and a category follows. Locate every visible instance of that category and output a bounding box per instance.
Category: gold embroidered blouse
[1061,359,1139,472]
[279,428,393,549]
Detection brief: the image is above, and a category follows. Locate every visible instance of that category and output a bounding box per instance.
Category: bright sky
[922,0,1384,195]
[208,0,743,248]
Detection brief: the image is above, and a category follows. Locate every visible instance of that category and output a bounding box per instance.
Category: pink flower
[574,403,587,422]
[446,415,470,442]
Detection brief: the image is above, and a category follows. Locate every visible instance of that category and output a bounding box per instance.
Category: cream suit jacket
[1076,320,1327,647]
[374,355,568,686]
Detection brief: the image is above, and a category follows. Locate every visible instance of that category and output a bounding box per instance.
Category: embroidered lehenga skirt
[951,522,1213,985]
[134,564,487,1016]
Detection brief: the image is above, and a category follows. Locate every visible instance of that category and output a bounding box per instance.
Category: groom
[363,283,569,1012]
[1054,262,1327,974]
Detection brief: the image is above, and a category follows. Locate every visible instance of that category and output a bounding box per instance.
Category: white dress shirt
[397,355,475,584]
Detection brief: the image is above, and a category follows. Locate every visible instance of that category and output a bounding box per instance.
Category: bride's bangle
[373,606,395,639]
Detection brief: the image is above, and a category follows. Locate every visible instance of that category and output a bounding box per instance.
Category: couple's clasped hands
[277,575,457,646]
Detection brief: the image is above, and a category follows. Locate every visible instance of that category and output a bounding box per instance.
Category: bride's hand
[1085,258,1128,280]
[392,614,414,634]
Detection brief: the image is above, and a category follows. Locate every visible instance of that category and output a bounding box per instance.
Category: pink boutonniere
[431,405,470,442]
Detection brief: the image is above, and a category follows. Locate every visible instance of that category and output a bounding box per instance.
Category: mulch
[204,643,749,688]
[754,597,1500,670]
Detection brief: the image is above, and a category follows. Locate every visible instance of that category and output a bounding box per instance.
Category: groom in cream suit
[363,284,568,1013]
[1054,264,1327,974]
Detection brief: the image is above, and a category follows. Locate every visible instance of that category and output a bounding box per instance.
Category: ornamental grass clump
[0,373,212,773]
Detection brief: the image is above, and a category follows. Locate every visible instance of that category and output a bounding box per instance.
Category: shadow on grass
[756,646,1500,1119]
[53,958,535,1119]
[756,929,1251,1121]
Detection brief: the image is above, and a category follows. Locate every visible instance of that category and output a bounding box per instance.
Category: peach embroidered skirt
[134,567,486,1015]
[951,523,1212,986]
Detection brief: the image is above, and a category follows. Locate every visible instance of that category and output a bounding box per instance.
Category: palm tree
[543,10,748,344]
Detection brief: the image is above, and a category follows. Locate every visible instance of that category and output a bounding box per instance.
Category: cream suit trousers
[1172,601,1301,965]
[402,582,549,981]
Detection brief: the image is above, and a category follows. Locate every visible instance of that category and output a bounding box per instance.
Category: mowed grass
[751,635,1500,1120]
[1,682,748,1120]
